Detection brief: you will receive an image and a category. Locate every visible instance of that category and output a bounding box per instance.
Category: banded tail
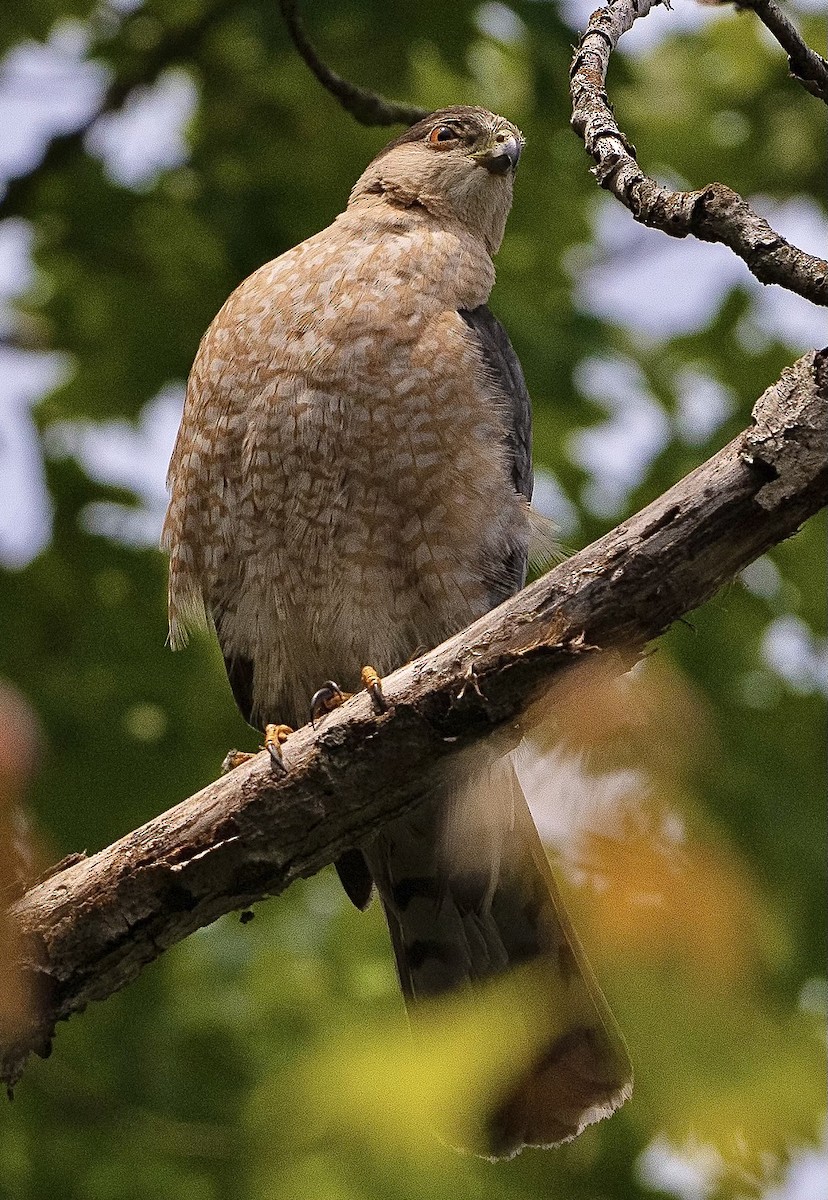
[362,755,632,1158]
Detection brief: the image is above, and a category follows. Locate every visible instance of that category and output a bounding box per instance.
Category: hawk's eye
[428,125,461,145]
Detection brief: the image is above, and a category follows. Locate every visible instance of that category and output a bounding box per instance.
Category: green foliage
[0,2,825,1198]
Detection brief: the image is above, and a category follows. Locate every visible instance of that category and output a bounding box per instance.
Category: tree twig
[3,349,826,1091]
[277,0,427,126]
[569,0,828,306]
[738,0,828,103]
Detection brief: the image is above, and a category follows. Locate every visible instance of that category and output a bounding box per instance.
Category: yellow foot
[360,665,387,714]
[264,723,293,773]
[309,666,387,727]
[220,724,293,776]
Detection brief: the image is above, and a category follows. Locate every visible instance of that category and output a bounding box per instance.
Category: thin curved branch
[569,0,828,306]
[2,348,826,1090]
[738,0,828,103]
[277,0,427,126]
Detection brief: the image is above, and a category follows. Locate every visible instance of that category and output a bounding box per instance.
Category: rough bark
[569,0,828,306]
[739,0,828,103]
[2,349,826,1090]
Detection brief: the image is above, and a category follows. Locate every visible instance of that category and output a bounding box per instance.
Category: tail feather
[363,753,632,1158]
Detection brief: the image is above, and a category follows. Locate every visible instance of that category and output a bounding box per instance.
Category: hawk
[163,106,632,1157]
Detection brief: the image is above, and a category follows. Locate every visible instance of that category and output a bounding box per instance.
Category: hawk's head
[349,106,525,254]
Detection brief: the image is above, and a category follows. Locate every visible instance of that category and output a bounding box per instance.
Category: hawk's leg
[221,723,294,775]
[361,666,388,713]
[264,722,293,771]
[309,666,387,726]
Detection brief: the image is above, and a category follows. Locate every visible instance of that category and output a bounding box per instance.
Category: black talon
[360,666,387,715]
[268,743,288,774]
[310,680,347,728]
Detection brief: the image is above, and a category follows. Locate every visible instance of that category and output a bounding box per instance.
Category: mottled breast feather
[163,205,530,731]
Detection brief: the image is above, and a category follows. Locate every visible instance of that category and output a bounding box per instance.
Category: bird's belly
[225,347,522,725]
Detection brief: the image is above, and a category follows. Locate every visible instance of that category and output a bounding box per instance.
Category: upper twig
[278,0,427,126]
[738,0,828,103]
[569,0,828,307]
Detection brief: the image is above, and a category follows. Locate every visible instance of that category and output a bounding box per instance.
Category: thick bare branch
[738,0,828,103]
[277,0,427,126]
[3,349,826,1090]
[569,0,828,306]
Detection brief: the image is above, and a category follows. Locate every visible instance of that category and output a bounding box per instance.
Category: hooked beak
[471,134,522,175]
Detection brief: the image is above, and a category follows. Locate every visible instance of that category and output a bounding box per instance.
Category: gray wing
[459,304,533,504]
[459,304,533,603]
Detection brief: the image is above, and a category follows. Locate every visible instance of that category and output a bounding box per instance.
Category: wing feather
[459,304,534,600]
[458,304,533,504]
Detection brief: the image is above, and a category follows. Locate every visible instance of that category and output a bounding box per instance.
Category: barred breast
[163,204,527,727]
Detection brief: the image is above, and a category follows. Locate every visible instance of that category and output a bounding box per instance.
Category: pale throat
[348,158,513,256]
